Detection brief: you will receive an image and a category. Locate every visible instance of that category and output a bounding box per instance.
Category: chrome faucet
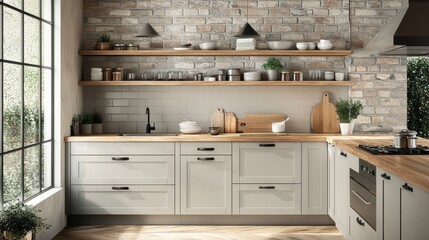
[145,107,156,133]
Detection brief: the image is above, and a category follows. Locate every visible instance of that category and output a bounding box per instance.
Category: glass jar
[103,68,112,81]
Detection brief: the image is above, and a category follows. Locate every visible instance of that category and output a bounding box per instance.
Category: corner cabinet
[78,49,352,86]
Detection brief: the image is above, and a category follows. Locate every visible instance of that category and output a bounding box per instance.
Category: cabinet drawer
[181,142,231,155]
[335,148,359,172]
[232,184,301,215]
[233,142,301,183]
[349,207,377,240]
[71,142,175,155]
[71,156,174,184]
[70,185,174,215]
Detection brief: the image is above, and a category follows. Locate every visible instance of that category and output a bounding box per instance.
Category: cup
[307,42,316,50]
[324,71,335,81]
[296,42,308,50]
[335,72,345,81]
[272,123,286,133]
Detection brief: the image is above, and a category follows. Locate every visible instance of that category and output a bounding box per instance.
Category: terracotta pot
[80,124,93,135]
[95,42,113,50]
[92,123,103,134]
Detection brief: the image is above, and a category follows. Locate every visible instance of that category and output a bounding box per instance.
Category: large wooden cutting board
[224,112,237,133]
[237,114,287,133]
[211,108,225,133]
[311,93,340,133]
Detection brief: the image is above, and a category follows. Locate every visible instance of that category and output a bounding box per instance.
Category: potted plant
[0,201,50,240]
[92,110,104,134]
[71,114,81,136]
[261,57,285,81]
[95,33,112,50]
[335,98,363,135]
[80,113,93,135]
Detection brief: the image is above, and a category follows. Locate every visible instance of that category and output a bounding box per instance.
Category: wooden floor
[53,225,344,240]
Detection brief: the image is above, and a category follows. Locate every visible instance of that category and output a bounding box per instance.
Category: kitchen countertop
[328,136,429,193]
[65,133,429,193]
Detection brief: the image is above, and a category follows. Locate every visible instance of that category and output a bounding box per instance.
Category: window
[0,0,53,204]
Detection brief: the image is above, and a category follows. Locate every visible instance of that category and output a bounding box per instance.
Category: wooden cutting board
[237,114,288,133]
[224,112,237,133]
[211,108,225,133]
[311,92,340,133]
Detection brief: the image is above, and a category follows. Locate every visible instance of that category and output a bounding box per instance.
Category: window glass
[3,63,22,152]
[41,0,51,22]
[41,142,51,190]
[24,145,40,200]
[42,23,52,67]
[24,66,40,146]
[42,69,51,140]
[24,15,40,65]
[24,0,39,17]
[3,7,22,62]
[3,151,22,203]
[3,0,21,9]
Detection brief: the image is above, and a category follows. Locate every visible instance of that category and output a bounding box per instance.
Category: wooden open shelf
[79,80,352,86]
[79,49,352,57]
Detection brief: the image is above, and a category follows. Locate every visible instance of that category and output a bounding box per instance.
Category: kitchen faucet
[145,107,156,133]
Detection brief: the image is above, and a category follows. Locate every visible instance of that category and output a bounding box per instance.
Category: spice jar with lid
[112,72,121,81]
[103,68,112,81]
[115,68,125,81]
[113,43,125,50]
[281,71,290,81]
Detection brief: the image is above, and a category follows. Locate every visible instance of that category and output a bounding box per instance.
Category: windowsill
[26,187,63,206]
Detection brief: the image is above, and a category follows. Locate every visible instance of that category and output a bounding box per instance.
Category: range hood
[379,0,429,56]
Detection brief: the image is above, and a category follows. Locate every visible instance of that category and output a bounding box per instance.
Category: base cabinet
[334,148,352,236]
[327,143,335,219]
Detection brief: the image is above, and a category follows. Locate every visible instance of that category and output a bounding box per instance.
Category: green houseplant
[71,114,82,136]
[0,201,50,240]
[261,57,285,81]
[80,113,93,135]
[335,98,363,135]
[92,110,104,134]
[95,33,112,50]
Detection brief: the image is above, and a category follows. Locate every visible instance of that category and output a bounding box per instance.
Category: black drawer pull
[381,173,391,180]
[197,157,215,161]
[259,186,276,189]
[197,147,215,151]
[259,144,276,147]
[112,187,129,190]
[340,151,347,157]
[356,217,365,226]
[112,157,130,161]
[402,183,413,192]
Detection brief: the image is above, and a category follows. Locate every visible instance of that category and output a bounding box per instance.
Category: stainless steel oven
[350,159,377,230]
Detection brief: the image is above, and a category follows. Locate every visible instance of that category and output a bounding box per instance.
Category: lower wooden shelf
[79,80,352,86]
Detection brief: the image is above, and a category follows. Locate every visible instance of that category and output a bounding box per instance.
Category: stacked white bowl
[91,68,103,81]
[179,121,202,134]
[317,39,333,50]
[243,71,261,81]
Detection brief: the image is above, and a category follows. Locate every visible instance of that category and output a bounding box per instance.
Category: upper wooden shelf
[79,80,352,86]
[78,49,352,57]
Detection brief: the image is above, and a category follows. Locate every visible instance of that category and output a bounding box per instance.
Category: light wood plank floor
[53,225,344,240]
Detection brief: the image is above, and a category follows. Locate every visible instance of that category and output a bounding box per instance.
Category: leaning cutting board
[237,114,287,133]
[311,93,340,133]
[224,112,237,133]
[211,108,225,133]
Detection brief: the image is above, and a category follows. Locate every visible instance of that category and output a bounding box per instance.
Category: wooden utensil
[237,114,288,133]
[311,92,340,133]
[211,108,225,133]
[224,112,237,133]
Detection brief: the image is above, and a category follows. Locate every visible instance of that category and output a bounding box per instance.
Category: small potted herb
[0,201,50,240]
[95,33,112,50]
[92,110,104,134]
[261,57,285,81]
[335,98,363,135]
[80,113,93,135]
[71,114,82,136]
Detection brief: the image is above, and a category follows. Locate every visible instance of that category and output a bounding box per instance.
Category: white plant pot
[348,120,355,135]
[340,123,350,135]
[92,123,103,134]
[80,124,93,135]
[267,70,278,81]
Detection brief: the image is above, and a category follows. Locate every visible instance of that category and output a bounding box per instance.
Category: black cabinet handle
[402,183,413,192]
[381,173,391,180]
[112,187,129,190]
[259,186,276,189]
[356,217,365,226]
[340,151,347,157]
[197,157,215,161]
[112,157,130,161]
[197,147,215,151]
[259,144,276,147]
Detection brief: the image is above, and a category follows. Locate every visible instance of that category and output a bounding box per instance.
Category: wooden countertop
[64,133,335,142]
[329,136,429,193]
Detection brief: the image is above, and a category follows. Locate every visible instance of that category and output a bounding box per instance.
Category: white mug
[335,72,345,81]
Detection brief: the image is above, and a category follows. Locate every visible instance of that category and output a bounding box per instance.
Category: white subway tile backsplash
[105,92,122,99]
[104,107,122,114]
[113,99,129,106]
[111,115,128,122]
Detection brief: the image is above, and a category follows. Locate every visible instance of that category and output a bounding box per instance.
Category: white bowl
[319,39,332,44]
[317,42,333,50]
[180,127,202,134]
[267,41,294,50]
[272,124,286,133]
[243,71,261,81]
[307,42,316,50]
[296,42,308,50]
[199,42,217,50]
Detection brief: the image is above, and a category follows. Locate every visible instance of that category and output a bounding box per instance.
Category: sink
[118,133,179,137]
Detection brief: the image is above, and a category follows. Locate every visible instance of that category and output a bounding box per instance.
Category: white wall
[29,0,83,239]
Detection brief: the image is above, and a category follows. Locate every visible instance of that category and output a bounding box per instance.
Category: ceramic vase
[80,124,92,135]
[267,70,278,81]
[92,123,103,134]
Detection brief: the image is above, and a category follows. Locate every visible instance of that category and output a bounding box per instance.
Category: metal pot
[227,68,240,75]
[394,129,418,149]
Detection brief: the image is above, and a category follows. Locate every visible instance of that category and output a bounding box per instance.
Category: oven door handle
[352,191,371,205]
